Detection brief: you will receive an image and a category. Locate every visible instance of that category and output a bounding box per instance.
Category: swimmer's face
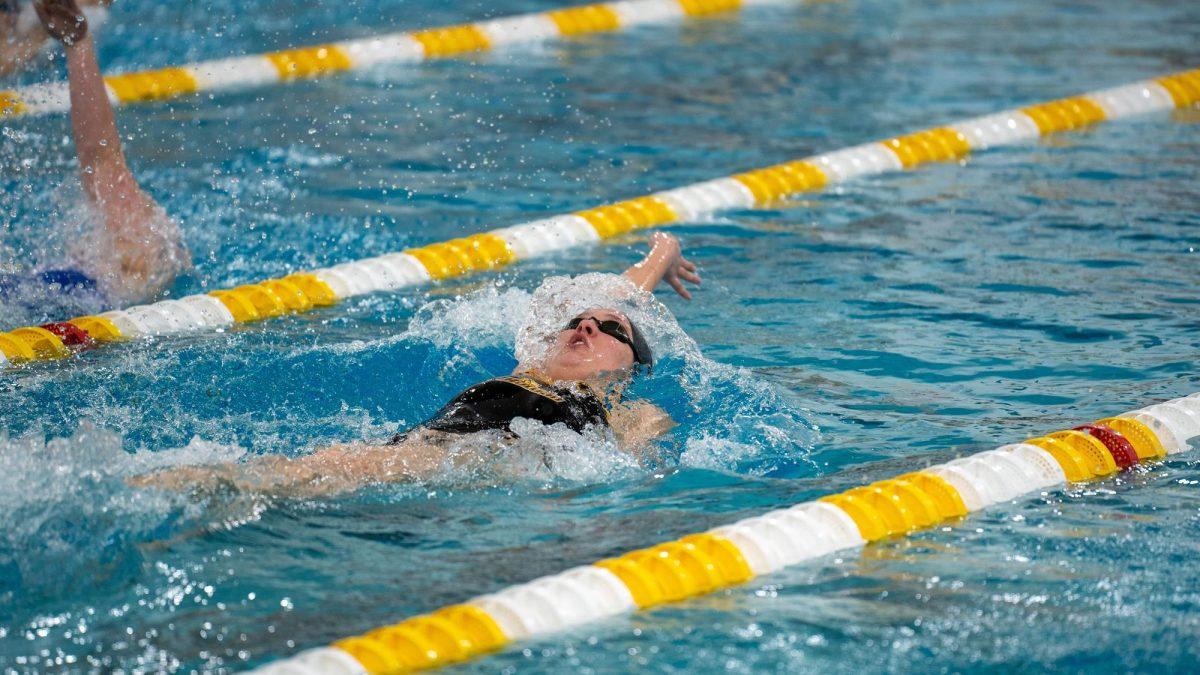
[541,308,636,381]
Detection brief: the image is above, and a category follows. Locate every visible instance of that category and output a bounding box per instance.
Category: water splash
[398,273,817,476]
[0,422,242,613]
[406,417,641,488]
[404,281,531,352]
[0,179,111,326]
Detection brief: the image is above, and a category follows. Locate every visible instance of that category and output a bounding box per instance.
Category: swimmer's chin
[538,362,635,384]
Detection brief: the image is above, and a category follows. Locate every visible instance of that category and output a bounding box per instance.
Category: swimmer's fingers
[35,0,87,44]
[128,465,236,496]
[667,273,693,300]
[678,258,701,284]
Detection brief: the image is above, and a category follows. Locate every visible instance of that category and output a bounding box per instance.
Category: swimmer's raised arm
[37,0,127,203]
[36,0,189,304]
[622,232,701,300]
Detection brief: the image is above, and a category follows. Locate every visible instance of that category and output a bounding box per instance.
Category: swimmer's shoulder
[609,399,675,450]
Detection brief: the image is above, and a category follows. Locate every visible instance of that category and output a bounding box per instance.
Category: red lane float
[41,322,96,349]
[1075,424,1139,469]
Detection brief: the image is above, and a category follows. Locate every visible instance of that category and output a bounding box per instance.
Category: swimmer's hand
[624,232,701,300]
[128,464,242,498]
[129,456,329,498]
[35,0,87,45]
[652,232,701,300]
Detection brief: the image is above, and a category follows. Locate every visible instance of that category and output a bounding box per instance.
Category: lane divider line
[0,69,1195,370]
[249,393,1200,674]
[0,0,797,119]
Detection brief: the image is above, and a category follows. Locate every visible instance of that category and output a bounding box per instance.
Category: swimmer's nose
[577,318,599,335]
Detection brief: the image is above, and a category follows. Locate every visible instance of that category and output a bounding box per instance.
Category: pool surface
[1,0,1199,671]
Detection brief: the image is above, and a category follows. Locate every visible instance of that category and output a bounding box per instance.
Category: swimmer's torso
[395,375,610,441]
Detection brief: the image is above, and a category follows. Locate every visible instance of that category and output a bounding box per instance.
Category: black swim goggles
[564,316,634,347]
[562,315,654,368]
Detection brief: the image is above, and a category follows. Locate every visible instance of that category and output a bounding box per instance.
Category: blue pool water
[2,0,1200,671]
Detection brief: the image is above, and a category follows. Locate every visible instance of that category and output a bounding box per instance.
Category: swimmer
[0,0,109,78]
[0,0,189,313]
[134,232,701,498]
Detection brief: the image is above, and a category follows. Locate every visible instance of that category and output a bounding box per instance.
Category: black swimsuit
[390,375,610,443]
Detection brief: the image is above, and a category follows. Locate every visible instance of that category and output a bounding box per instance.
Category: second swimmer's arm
[38,0,189,303]
[41,4,138,207]
[622,232,701,299]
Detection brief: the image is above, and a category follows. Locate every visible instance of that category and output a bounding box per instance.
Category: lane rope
[0,68,1196,370]
[247,392,1200,674]
[0,0,794,119]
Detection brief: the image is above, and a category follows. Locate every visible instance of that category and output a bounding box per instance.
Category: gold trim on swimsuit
[495,375,566,404]
[502,374,612,426]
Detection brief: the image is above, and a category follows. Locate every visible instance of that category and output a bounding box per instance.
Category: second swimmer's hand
[648,232,701,300]
[35,0,88,45]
